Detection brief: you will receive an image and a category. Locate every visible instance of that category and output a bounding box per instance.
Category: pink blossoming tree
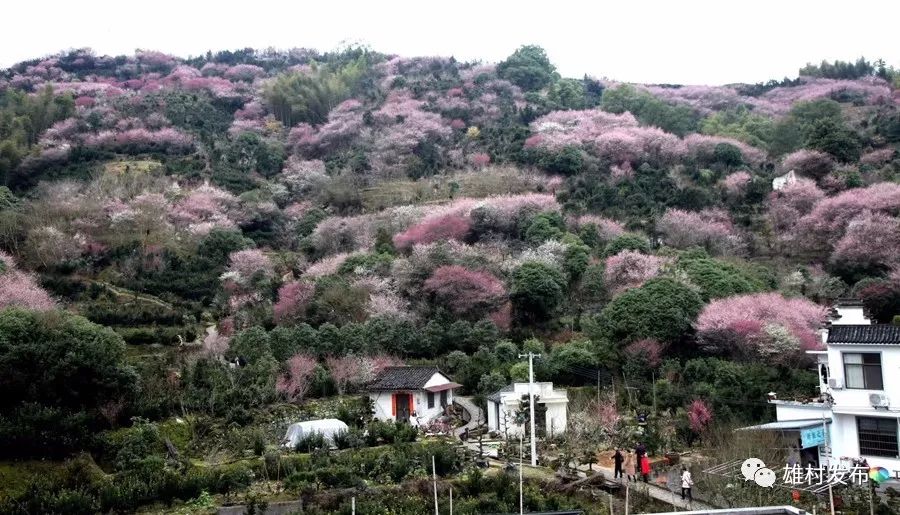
[687,399,713,434]
[393,214,471,250]
[423,265,508,318]
[720,171,752,199]
[695,293,828,364]
[273,280,315,325]
[657,208,743,255]
[767,178,825,234]
[276,354,318,402]
[781,149,834,179]
[0,251,56,311]
[792,182,900,256]
[830,212,900,271]
[624,339,664,367]
[604,251,669,295]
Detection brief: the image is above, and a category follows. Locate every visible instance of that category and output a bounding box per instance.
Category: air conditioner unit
[828,378,843,389]
[870,393,890,409]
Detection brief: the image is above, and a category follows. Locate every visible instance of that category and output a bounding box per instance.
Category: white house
[759,301,900,480]
[486,382,568,437]
[367,366,460,426]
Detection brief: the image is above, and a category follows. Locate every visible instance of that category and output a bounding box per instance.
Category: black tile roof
[827,325,900,344]
[487,384,515,403]
[368,366,443,390]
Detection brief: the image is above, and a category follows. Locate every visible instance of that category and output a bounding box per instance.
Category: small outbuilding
[367,366,461,426]
[282,418,349,448]
[486,382,568,437]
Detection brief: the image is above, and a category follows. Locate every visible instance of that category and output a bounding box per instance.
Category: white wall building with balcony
[760,301,900,478]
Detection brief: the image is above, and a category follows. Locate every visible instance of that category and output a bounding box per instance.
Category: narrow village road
[576,462,717,512]
[453,396,484,436]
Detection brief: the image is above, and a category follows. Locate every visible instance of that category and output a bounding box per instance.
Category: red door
[395,393,411,422]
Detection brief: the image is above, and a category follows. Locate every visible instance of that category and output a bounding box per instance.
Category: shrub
[293,431,327,453]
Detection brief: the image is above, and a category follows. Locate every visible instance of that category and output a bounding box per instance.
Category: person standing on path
[640,453,651,482]
[681,466,693,502]
[623,449,636,482]
[613,448,624,479]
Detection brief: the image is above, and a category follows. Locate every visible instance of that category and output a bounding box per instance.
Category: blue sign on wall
[801,426,826,448]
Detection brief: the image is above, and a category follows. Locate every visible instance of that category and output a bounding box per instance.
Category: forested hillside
[0,46,899,513]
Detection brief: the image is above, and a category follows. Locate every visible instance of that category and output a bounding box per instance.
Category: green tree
[562,238,591,283]
[769,99,846,156]
[533,145,584,175]
[523,212,564,244]
[509,362,529,382]
[592,278,704,345]
[604,233,651,257]
[600,84,700,136]
[547,78,597,110]
[223,132,285,179]
[496,45,558,92]
[799,57,875,79]
[701,107,775,149]
[198,229,255,264]
[873,106,900,143]
[477,371,507,396]
[805,118,861,162]
[548,341,598,384]
[510,262,567,323]
[0,308,138,458]
[712,143,743,166]
[228,326,272,364]
[264,58,367,126]
[0,86,75,185]
[677,253,766,301]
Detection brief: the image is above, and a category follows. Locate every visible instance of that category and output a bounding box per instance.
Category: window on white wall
[857,417,899,457]
[843,353,883,390]
[427,392,435,409]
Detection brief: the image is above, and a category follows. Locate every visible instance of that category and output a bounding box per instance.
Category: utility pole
[625,481,630,515]
[823,411,834,515]
[433,455,440,515]
[519,352,541,467]
[519,432,524,515]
